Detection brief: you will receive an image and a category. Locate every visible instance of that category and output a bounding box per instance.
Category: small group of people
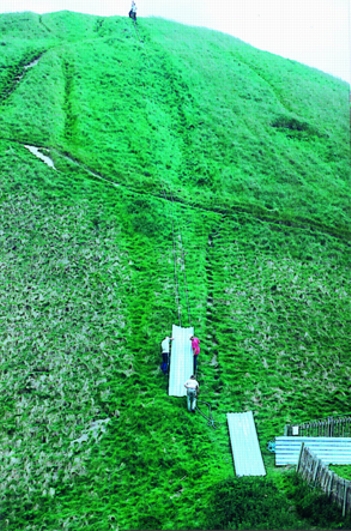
[160,334,201,413]
[128,1,137,21]
[160,335,201,375]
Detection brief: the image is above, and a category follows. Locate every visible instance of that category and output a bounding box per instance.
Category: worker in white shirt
[160,335,174,374]
[184,375,199,413]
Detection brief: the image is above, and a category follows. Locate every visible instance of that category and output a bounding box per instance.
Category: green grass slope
[0,11,350,530]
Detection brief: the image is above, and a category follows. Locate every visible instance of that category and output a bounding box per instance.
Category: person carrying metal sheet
[190,335,200,373]
[184,375,199,413]
[160,335,173,375]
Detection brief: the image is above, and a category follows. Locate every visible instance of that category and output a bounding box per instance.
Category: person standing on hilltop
[160,335,174,375]
[129,1,137,21]
[190,335,200,373]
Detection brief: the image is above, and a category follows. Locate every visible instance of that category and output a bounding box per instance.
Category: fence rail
[285,416,351,437]
[297,443,351,517]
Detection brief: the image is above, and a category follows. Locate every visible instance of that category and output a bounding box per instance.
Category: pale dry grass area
[207,219,351,437]
[0,191,132,509]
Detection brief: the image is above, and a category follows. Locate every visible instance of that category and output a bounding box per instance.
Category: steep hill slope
[0,12,350,230]
[0,11,350,531]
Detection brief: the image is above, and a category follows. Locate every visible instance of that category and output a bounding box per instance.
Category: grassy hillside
[0,11,350,530]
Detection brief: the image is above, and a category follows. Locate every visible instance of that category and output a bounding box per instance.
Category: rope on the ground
[124,19,192,329]
[161,184,182,327]
[167,188,192,328]
[161,182,193,329]
[132,20,143,45]
[125,15,150,64]
[196,400,220,429]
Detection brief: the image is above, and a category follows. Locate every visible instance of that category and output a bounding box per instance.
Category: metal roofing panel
[168,325,194,397]
[227,411,266,476]
[275,436,351,465]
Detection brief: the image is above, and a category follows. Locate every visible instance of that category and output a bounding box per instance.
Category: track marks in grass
[49,141,351,245]
[53,147,121,188]
[204,230,223,394]
[0,15,350,528]
[38,15,52,34]
[62,56,77,142]
[232,52,293,115]
[0,52,43,105]
[207,216,351,436]
[94,17,104,36]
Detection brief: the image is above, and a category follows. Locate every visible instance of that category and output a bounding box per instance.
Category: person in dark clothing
[160,335,174,374]
[129,1,137,21]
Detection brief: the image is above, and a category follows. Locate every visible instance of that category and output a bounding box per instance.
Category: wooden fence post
[328,416,334,437]
[336,479,342,507]
[342,480,348,517]
[312,458,320,485]
[295,435,351,517]
[296,442,305,474]
[347,480,351,515]
[328,471,334,497]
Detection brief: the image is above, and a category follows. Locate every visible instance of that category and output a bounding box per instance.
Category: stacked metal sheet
[168,325,194,397]
[227,411,266,476]
[275,436,351,465]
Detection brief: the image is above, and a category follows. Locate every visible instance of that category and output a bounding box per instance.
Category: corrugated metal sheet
[227,411,266,476]
[168,325,194,397]
[275,436,351,466]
